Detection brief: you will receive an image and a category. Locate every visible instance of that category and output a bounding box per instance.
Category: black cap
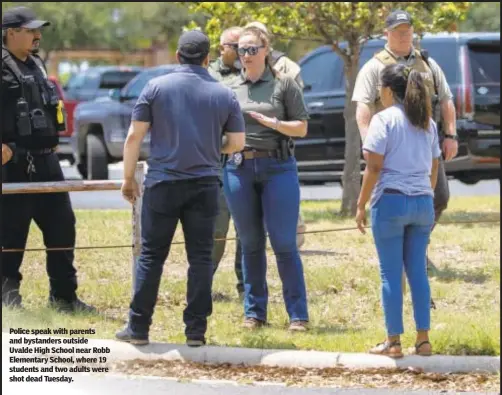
[177,30,210,59]
[2,6,50,30]
[385,10,413,30]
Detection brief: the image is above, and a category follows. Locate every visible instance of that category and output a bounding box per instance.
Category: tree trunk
[340,57,362,217]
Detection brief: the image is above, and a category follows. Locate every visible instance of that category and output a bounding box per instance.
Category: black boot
[49,296,97,314]
[2,278,23,308]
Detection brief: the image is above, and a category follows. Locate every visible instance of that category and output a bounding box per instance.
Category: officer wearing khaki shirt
[353,10,458,226]
[353,10,459,307]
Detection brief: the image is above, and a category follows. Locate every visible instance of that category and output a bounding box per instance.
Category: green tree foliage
[460,2,500,32]
[185,2,472,216]
[1,2,198,55]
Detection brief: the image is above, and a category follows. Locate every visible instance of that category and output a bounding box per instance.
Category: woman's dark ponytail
[381,64,432,131]
[404,69,431,131]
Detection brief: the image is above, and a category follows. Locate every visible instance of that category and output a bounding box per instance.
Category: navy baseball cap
[385,10,413,30]
[177,30,210,59]
[2,6,50,30]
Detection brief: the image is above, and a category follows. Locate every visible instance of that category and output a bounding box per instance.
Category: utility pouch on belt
[30,109,48,130]
[16,97,32,137]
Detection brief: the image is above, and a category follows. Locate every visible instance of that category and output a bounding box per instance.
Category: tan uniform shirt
[273,55,304,88]
[352,45,453,114]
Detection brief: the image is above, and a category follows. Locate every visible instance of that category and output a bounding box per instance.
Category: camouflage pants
[211,186,244,294]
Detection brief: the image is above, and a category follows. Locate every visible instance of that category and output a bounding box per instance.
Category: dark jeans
[223,156,309,323]
[2,152,78,302]
[128,177,219,340]
[211,186,243,294]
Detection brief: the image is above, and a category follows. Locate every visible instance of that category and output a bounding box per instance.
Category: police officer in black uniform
[2,7,95,313]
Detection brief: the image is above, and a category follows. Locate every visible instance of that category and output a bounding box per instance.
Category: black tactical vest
[2,47,63,141]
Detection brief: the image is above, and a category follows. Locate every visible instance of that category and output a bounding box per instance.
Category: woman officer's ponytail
[381,64,432,131]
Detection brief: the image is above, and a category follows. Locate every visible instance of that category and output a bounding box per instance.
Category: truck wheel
[86,134,109,180]
[457,173,479,185]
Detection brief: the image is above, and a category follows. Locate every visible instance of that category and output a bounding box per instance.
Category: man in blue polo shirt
[116,30,245,347]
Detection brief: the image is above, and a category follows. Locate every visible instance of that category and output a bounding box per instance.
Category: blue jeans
[128,177,219,341]
[371,193,435,336]
[223,156,309,323]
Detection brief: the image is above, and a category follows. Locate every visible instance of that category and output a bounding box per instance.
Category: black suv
[297,32,500,185]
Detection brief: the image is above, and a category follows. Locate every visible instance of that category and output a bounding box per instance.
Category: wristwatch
[444,134,458,141]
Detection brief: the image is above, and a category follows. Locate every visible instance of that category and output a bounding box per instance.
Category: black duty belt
[17,147,55,156]
[161,176,220,185]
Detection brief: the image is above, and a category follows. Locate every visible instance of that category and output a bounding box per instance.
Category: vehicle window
[124,69,172,98]
[468,44,500,85]
[66,72,100,90]
[358,44,384,71]
[419,41,459,85]
[300,50,343,91]
[99,71,141,90]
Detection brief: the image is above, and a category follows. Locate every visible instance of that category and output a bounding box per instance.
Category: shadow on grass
[310,325,361,335]
[2,305,125,326]
[440,343,499,356]
[212,292,238,303]
[302,210,352,224]
[439,211,500,228]
[430,264,490,284]
[300,250,346,257]
[238,334,299,350]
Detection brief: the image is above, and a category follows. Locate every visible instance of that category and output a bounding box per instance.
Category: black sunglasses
[222,43,238,51]
[237,45,265,56]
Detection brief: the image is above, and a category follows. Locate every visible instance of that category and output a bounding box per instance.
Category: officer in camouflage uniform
[209,27,246,299]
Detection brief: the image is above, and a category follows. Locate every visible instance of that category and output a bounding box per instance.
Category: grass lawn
[2,196,500,356]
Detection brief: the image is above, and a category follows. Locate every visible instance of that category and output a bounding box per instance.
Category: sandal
[369,341,404,359]
[413,341,432,356]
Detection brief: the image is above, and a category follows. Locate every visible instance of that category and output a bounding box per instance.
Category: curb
[3,334,500,375]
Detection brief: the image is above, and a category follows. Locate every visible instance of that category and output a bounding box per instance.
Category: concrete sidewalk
[3,334,500,375]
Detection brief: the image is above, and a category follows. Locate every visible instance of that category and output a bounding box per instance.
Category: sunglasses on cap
[238,45,265,56]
